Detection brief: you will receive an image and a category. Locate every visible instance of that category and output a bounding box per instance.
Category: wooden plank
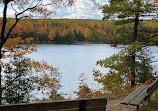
[48,106,106,111]
[146,78,158,100]
[84,98,107,107]
[121,85,148,105]
[47,108,79,111]
[86,106,107,111]
[0,101,79,111]
[147,79,158,93]
[0,98,107,111]
[130,87,148,106]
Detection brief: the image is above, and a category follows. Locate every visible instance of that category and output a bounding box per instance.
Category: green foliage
[93,70,130,97]
[102,0,153,20]
[3,56,34,104]
[135,48,157,83]
[94,41,157,90]
[2,54,63,104]
[109,20,158,44]
[101,0,156,46]
[35,71,64,101]
[113,19,135,25]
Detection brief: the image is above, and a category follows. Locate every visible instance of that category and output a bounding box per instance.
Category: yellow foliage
[86,21,94,28]
[40,23,48,34]
[59,28,67,37]
[76,25,84,34]
[84,28,91,38]
[23,21,34,33]
[3,37,36,58]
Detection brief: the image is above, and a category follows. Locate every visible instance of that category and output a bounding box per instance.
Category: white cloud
[0,4,15,17]
[0,0,109,19]
[52,0,108,19]
[0,7,15,18]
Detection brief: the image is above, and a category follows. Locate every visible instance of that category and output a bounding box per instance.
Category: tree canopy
[102,0,153,20]
[100,0,157,87]
[0,0,74,105]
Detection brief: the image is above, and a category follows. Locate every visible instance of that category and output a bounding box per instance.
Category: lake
[28,44,158,98]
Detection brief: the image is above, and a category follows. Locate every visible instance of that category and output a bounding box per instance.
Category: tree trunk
[0,48,2,105]
[131,14,139,87]
[133,14,139,43]
[0,2,8,105]
[131,54,136,87]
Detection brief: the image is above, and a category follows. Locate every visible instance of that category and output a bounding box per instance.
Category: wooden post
[79,100,87,111]
[137,105,139,111]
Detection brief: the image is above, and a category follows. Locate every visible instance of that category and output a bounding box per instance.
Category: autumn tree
[84,28,91,39]
[1,37,63,104]
[74,73,93,99]
[35,70,63,101]
[101,0,155,87]
[0,0,74,105]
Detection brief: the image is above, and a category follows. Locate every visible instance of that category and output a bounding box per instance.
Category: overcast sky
[0,0,109,20]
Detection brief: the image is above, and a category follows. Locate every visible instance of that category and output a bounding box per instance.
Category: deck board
[121,85,148,105]
[130,87,148,106]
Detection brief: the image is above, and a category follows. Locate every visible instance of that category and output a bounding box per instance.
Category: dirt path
[106,98,136,111]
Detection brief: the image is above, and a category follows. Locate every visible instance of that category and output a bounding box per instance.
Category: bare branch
[16,0,42,17]
[29,0,36,8]
[4,19,20,44]
[11,3,18,18]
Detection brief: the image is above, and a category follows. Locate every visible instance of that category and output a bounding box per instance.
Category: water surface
[28,44,158,98]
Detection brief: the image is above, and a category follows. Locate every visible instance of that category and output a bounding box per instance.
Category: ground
[106,98,136,111]
[106,96,158,111]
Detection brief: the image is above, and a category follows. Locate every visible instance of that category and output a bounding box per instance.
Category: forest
[0,0,158,110]
[1,18,158,45]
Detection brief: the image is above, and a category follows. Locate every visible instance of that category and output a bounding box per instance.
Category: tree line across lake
[1,18,158,45]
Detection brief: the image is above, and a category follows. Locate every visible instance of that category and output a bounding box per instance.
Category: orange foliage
[48,33,53,40]
[93,69,131,96]
[75,25,84,34]
[86,21,94,28]
[11,26,18,35]
[48,28,56,40]
[84,28,91,38]
[40,23,48,34]
[23,21,34,33]
[75,85,93,99]
[32,60,58,72]
[154,0,158,4]
[3,37,36,58]
[59,28,67,37]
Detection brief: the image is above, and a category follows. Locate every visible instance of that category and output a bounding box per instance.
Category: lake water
[28,44,158,98]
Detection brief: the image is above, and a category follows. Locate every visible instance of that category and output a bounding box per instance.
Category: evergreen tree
[3,56,34,104]
[66,31,75,43]
[54,30,60,44]
[136,47,157,83]
[94,42,157,88]
[102,0,154,86]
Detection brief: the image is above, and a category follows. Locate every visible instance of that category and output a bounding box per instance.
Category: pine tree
[102,0,154,87]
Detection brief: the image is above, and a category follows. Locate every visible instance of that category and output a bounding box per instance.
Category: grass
[140,90,158,111]
[148,99,158,111]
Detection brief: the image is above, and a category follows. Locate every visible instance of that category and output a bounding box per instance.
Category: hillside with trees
[1,18,158,44]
